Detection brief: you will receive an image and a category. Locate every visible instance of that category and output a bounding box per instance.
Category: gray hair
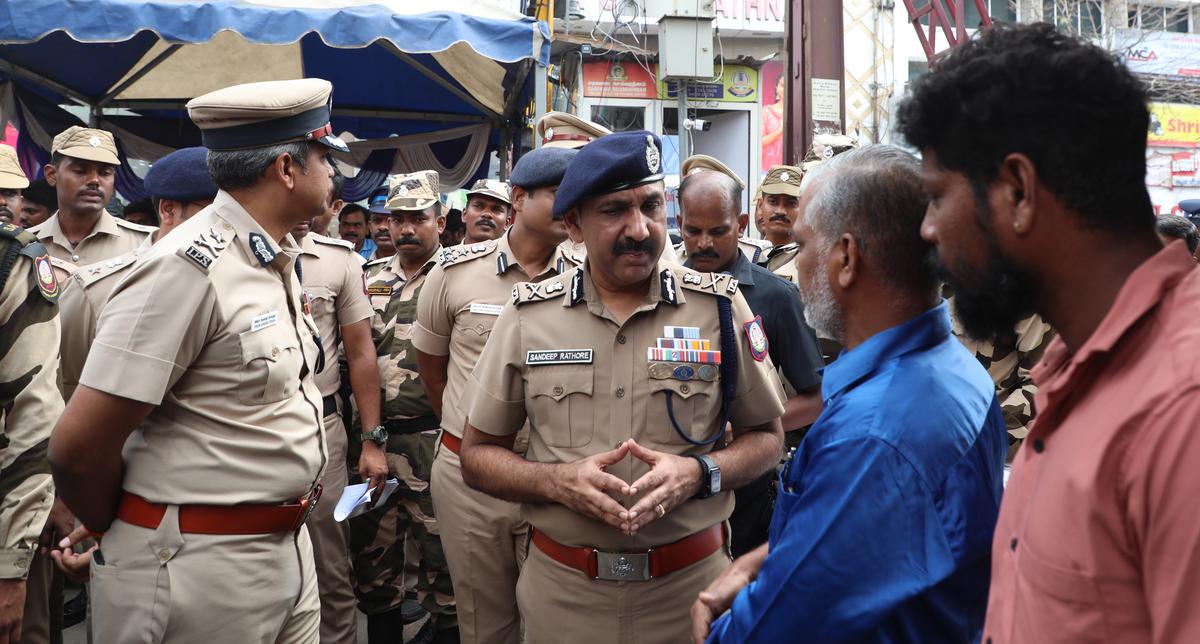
[1156,214,1199,254]
[804,144,935,294]
[206,142,311,191]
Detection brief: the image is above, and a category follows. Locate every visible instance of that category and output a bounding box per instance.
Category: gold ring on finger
[656,503,666,518]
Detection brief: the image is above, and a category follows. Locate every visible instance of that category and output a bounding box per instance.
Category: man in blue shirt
[693,144,1007,643]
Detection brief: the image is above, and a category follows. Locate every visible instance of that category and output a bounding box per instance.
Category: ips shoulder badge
[744,315,769,362]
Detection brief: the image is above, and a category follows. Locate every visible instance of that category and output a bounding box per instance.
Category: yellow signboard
[1149,103,1200,147]
[660,65,760,103]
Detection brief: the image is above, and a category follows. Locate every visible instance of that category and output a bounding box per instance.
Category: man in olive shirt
[28,127,154,265]
[459,132,785,644]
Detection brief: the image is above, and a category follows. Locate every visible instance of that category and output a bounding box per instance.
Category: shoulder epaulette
[73,251,139,286]
[114,218,158,235]
[440,241,498,268]
[363,256,390,278]
[178,226,231,273]
[311,233,356,251]
[511,274,568,306]
[49,256,78,280]
[677,266,739,298]
[0,221,37,246]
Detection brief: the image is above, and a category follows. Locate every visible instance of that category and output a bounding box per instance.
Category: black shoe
[367,608,408,644]
[63,586,87,629]
[406,620,435,644]
[400,596,427,624]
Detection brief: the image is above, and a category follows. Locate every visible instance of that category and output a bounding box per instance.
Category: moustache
[78,189,103,199]
[769,213,790,223]
[690,250,720,260]
[612,238,657,256]
[475,218,495,228]
[395,237,421,246]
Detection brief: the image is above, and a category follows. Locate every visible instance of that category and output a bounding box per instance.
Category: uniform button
[680,384,690,394]
[617,334,627,344]
[552,385,564,396]
[271,347,280,358]
[616,387,625,398]
[1032,439,1045,453]
[15,558,26,568]
[71,254,80,261]
[158,549,170,561]
[1010,537,1018,551]
[476,324,486,333]
[223,222,233,230]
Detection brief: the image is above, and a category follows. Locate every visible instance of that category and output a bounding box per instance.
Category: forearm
[710,420,784,491]
[49,448,124,533]
[460,425,562,504]
[344,330,381,429]
[415,350,449,419]
[780,389,822,432]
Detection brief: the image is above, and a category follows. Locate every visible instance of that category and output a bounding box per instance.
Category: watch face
[710,469,722,494]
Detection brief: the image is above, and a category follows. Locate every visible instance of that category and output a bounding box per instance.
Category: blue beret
[143,147,217,202]
[510,147,577,189]
[553,130,664,218]
[368,186,389,214]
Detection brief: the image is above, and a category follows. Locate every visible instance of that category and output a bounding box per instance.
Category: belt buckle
[593,550,652,581]
[293,484,323,530]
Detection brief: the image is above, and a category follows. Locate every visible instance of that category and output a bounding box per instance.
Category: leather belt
[322,394,338,417]
[116,486,322,535]
[439,431,462,456]
[383,415,441,435]
[531,524,726,581]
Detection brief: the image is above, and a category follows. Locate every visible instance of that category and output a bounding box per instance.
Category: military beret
[186,78,349,153]
[553,130,663,218]
[760,165,804,197]
[0,144,28,190]
[536,111,611,149]
[143,147,217,202]
[509,147,577,189]
[681,154,745,189]
[465,179,511,206]
[52,126,120,166]
[368,185,389,214]
[387,170,440,212]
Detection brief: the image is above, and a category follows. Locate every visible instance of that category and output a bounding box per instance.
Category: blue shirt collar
[822,301,952,401]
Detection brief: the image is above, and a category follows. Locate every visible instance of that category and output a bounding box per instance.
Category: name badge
[526,349,593,365]
[251,311,278,332]
[469,302,504,316]
[367,284,392,296]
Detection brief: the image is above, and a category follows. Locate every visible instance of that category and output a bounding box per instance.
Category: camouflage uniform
[949,298,1054,461]
[0,224,62,632]
[349,248,455,629]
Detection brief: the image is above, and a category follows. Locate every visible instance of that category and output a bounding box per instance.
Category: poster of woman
[761,59,785,173]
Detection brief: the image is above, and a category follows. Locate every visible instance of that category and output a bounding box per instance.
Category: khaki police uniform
[412,231,581,644]
[297,231,372,644]
[467,261,786,644]
[0,224,61,644]
[80,189,327,643]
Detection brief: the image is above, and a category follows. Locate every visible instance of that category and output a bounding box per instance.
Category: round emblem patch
[36,256,54,285]
[780,171,790,182]
[822,146,834,160]
[645,135,661,173]
[743,315,769,362]
[88,136,101,148]
[545,127,554,139]
[396,185,409,197]
[33,254,59,301]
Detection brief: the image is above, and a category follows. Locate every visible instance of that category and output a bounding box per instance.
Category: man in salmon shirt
[898,23,1200,643]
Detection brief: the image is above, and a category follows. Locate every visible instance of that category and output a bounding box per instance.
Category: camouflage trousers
[348,428,456,629]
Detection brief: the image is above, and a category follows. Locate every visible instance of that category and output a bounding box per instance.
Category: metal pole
[534,64,548,149]
[676,79,689,171]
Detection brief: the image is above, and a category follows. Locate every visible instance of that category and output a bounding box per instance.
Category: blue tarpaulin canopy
[0,0,549,199]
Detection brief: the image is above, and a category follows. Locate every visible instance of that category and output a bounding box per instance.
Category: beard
[798,249,845,341]
[927,238,1039,343]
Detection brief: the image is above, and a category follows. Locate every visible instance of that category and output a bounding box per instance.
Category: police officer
[0,219,62,644]
[292,194,382,644]
[353,171,456,644]
[58,146,219,400]
[458,131,786,644]
[756,165,804,280]
[461,179,510,244]
[48,77,346,643]
[413,147,582,644]
[537,111,612,149]
[28,126,154,266]
[676,165,825,557]
[674,155,772,265]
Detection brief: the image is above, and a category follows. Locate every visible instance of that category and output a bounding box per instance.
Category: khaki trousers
[517,543,730,644]
[90,507,320,643]
[429,443,527,644]
[306,412,357,644]
[17,549,61,644]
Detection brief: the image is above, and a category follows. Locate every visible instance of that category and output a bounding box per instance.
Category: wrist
[684,455,704,497]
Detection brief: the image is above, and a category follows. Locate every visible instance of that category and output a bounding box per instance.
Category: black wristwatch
[360,425,388,446]
[692,454,722,499]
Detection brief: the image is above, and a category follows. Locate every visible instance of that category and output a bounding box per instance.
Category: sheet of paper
[334,478,400,522]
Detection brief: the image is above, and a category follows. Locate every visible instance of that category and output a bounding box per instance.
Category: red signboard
[583,61,658,99]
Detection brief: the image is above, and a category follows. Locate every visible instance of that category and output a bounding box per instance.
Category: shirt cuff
[0,548,35,580]
[411,322,450,356]
[79,340,175,405]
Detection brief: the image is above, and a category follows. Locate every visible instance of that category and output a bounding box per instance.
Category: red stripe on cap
[305,123,333,140]
[544,133,592,144]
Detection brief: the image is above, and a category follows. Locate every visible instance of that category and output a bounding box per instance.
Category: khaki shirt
[365,248,441,421]
[765,242,799,274]
[79,191,326,505]
[297,233,373,397]
[468,260,786,550]
[412,232,582,438]
[0,245,61,579]
[29,209,154,265]
[58,237,154,400]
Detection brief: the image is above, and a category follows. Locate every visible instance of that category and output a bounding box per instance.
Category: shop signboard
[1116,29,1200,78]
[660,65,759,102]
[582,61,759,102]
[1148,102,1200,148]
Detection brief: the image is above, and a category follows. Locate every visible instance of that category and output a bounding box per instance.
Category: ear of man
[835,232,862,290]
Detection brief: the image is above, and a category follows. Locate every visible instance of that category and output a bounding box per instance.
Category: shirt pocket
[306,285,336,324]
[527,368,594,448]
[1012,543,1107,643]
[454,310,498,341]
[646,376,721,447]
[237,326,303,405]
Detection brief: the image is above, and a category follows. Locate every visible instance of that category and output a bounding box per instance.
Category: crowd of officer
[2,21,1200,644]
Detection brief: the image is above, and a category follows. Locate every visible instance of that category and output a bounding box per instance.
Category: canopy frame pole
[388,48,500,120]
[534,63,547,149]
[96,44,183,108]
[0,59,92,107]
